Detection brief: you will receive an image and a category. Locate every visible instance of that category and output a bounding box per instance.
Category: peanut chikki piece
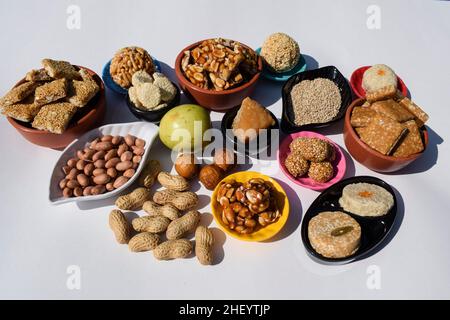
[356,114,408,155]
[25,69,52,82]
[32,102,77,134]
[370,99,414,122]
[42,59,81,80]
[365,85,397,103]
[1,95,41,122]
[392,120,424,157]
[67,71,100,108]
[0,81,38,109]
[34,78,68,107]
[351,106,377,127]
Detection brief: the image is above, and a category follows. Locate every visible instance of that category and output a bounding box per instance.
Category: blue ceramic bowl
[255,47,307,82]
[102,58,161,95]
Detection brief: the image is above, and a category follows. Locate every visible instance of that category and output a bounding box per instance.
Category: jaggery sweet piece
[67,75,99,108]
[32,102,77,134]
[1,95,41,122]
[398,96,429,127]
[34,78,68,107]
[0,81,38,109]
[356,114,407,155]
[232,97,275,143]
[392,120,424,157]
[42,59,81,80]
[351,106,377,127]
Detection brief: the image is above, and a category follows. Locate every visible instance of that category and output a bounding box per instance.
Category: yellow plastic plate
[211,171,290,242]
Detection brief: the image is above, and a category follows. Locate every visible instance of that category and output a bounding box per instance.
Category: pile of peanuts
[59,134,145,198]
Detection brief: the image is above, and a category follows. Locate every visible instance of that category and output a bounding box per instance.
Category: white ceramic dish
[49,122,159,205]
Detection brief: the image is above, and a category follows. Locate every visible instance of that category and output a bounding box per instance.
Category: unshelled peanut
[195,226,214,265]
[157,172,190,191]
[153,189,198,211]
[132,215,171,233]
[166,210,200,240]
[128,232,160,252]
[115,187,151,210]
[109,209,132,244]
[142,201,180,221]
[153,239,193,260]
[138,159,161,188]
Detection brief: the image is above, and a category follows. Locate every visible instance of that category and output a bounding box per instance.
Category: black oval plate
[301,176,398,264]
[281,65,353,134]
[221,106,279,159]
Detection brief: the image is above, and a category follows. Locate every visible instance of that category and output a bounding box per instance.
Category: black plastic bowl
[126,81,181,123]
[281,66,352,133]
[221,106,279,159]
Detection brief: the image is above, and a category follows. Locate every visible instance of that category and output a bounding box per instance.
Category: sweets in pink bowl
[277,131,346,191]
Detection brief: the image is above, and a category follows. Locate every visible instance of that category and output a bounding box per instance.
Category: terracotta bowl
[343,98,428,172]
[174,39,263,112]
[7,66,106,149]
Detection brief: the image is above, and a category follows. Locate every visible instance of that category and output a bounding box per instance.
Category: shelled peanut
[59,134,146,198]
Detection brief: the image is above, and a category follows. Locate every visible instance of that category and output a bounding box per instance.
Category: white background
[0,0,449,299]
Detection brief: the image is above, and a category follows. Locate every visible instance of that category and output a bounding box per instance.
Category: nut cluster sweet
[216,178,281,234]
[181,38,258,91]
[110,46,155,88]
[59,134,145,197]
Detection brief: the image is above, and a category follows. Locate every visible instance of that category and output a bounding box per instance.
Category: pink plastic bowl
[278,131,347,191]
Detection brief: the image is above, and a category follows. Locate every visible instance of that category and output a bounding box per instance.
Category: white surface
[0,0,449,299]
[49,122,159,205]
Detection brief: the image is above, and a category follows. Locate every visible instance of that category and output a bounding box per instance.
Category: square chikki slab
[0,81,38,109]
[34,78,68,107]
[32,102,77,134]
[1,95,41,122]
[25,69,53,82]
[393,120,424,157]
[370,99,414,122]
[351,106,377,127]
[366,85,397,103]
[42,59,81,80]
[398,96,429,127]
[356,113,408,155]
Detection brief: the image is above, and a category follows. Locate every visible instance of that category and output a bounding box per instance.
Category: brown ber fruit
[174,153,199,179]
[213,148,236,172]
[195,226,214,265]
[109,209,132,244]
[199,164,223,190]
[166,210,200,240]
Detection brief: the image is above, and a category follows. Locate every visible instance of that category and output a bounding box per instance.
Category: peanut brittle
[398,96,429,127]
[34,78,68,107]
[393,120,424,157]
[365,85,397,103]
[32,102,77,134]
[67,70,99,108]
[356,114,407,155]
[25,69,53,82]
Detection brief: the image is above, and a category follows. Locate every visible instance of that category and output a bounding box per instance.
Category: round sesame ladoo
[284,152,309,178]
[260,33,300,73]
[289,137,334,162]
[362,64,397,93]
[308,161,334,183]
[308,211,361,259]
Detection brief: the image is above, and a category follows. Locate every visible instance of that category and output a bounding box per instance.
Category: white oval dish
[49,122,159,205]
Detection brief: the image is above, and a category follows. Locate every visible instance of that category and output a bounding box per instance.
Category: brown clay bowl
[174,39,263,112]
[343,98,428,172]
[7,66,106,149]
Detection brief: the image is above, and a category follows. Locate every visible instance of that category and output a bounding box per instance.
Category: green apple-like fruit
[159,104,212,151]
